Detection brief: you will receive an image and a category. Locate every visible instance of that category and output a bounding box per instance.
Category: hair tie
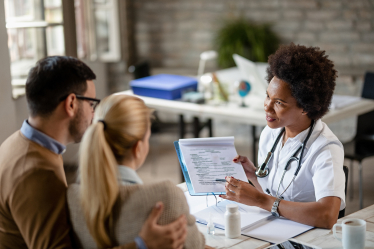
[98,120,107,130]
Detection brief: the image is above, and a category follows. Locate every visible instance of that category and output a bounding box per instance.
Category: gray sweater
[67,181,205,249]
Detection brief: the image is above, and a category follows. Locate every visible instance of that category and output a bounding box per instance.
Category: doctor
[220,44,345,229]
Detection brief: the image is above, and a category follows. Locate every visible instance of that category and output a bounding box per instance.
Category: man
[0,56,187,249]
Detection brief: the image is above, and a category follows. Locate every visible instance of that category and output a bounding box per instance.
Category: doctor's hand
[233,155,257,181]
[219,177,267,207]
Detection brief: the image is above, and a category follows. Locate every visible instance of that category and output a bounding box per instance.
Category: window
[4,0,64,98]
[4,0,121,99]
[75,0,121,62]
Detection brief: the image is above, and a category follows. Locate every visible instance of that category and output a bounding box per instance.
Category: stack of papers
[190,198,313,244]
[330,95,361,110]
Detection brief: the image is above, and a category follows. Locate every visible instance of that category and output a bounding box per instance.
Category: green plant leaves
[215,19,280,68]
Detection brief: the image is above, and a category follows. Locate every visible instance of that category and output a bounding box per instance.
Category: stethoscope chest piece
[255,166,269,178]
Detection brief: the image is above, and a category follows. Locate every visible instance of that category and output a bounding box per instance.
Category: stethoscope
[255,119,316,198]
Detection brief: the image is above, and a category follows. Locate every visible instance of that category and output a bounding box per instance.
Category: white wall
[0,4,17,143]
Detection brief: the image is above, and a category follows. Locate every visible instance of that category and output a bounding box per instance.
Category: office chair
[128,61,151,79]
[343,71,374,209]
[338,165,349,219]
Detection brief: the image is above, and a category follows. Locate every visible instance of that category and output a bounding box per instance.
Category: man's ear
[64,93,78,118]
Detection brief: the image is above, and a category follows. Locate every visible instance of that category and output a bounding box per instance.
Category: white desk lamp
[197,51,218,97]
[197,50,218,77]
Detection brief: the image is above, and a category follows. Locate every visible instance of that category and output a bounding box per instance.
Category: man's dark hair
[26,56,96,117]
[266,43,337,120]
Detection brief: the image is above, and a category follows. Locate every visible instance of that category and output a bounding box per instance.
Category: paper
[242,216,313,244]
[330,95,361,110]
[179,137,248,193]
[191,198,313,244]
[193,200,270,230]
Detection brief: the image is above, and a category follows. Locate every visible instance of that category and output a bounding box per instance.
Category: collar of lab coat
[270,119,323,150]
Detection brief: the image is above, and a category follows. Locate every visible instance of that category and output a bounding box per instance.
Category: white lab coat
[257,119,346,210]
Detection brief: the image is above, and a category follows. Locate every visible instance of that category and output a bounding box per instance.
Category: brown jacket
[67,181,205,249]
[0,131,137,249]
[0,131,71,248]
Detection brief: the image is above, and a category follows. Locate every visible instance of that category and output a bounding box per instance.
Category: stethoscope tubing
[260,120,316,198]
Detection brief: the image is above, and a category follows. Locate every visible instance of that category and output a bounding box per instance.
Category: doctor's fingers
[219,193,236,202]
[225,181,237,190]
[226,177,242,188]
[233,155,250,164]
[225,184,237,197]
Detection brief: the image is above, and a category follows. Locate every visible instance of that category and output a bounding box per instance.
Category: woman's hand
[219,177,270,207]
[233,155,257,181]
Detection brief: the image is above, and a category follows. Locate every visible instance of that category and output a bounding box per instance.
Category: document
[241,216,313,244]
[178,137,248,193]
[330,94,361,109]
[189,198,313,244]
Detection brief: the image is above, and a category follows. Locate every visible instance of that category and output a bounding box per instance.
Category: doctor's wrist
[258,193,276,212]
[247,175,258,184]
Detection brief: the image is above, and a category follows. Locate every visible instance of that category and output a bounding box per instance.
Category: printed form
[179,137,247,193]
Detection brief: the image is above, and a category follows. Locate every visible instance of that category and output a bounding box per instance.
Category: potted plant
[215,19,280,68]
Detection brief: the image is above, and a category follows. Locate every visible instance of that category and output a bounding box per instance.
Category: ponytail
[79,94,152,248]
[80,121,119,248]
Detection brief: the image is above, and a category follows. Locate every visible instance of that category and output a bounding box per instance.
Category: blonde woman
[67,94,205,249]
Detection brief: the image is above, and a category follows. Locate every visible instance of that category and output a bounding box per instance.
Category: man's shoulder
[0,130,62,168]
[0,130,65,202]
[0,130,25,149]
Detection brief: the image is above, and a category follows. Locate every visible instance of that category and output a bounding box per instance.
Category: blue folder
[130,74,198,100]
[174,141,225,196]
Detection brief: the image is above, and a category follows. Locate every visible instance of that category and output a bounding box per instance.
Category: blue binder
[174,141,225,196]
[130,74,198,100]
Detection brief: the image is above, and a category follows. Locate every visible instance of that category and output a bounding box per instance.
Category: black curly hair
[266,43,337,120]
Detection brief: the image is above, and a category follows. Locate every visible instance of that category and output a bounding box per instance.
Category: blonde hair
[79,94,152,248]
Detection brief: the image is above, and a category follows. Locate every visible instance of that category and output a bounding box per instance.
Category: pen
[215,179,227,182]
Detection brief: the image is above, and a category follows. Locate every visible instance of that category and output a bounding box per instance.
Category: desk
[117,90,374,163]
[118,90,374,125]
[196,204,374,248]
[176,182,374,248]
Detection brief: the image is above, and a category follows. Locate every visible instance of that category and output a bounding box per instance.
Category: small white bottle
[224,204,241,238]
[206,212,215,235]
